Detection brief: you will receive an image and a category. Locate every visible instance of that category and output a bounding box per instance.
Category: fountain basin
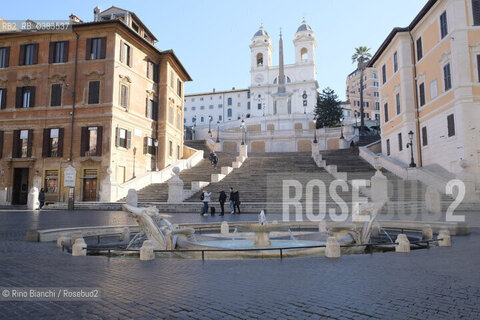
[236,223,289,246]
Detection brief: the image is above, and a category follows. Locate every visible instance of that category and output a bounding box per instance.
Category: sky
[1,0,428,100]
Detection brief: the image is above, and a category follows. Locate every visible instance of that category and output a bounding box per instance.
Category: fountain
[236,210,289,246]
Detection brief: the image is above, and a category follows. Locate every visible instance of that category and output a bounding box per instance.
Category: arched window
[256,53,263,66]
[301,48,308,61]
[227,97,232,105]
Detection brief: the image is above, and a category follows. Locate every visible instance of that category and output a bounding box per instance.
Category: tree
[351,46,372,133]
[314,87,342,128]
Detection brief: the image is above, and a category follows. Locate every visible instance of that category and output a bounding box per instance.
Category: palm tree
[351,46,372,134]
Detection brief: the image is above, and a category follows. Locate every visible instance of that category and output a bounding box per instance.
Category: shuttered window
[474,0,480,25]
[419,83,426,106]
[50,84,62,107]
[119,41,131,66]
[120,85,129,108]
[80,126,103,156]
[0,88,6,109]
[443,63,452,91]
[49,41,69,63]
[447,114,455,137]
[19,44,38,65]
[416,38,423,61]
[382,64,386,84]
[15,86,35,108]
[386,139,391,156]
[12,129,33,158]
[422,126,428,146]
[86,37,106,60]
[384,103,389,122]
[115,127,131,149]
[398,133,403,151]
[440,11,448,39]
[88,81,100,104]
[42,128,64,158]
[396,93,401,115]
[393,52,398,72]
[0,47,9,68]
[0,131,3,159]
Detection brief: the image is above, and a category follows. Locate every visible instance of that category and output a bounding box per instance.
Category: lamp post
[216,121,220,143]
[406,130,416,168]
[208,115,212,136]
[132,147,137,178]
[154,139,159,171]
[240,119,245,145]
[340,116,344,139]
[192,117,196,140]
[313,117,318,144]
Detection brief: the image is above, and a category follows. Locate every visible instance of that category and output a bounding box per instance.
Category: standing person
[38,188,46,209]
[233,189,241,214]
[213,154,218,169]
[218,189,227,216]
[229,187,235,214]
[202,189,211,216]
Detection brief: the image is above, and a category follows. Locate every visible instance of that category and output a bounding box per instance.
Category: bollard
[422,225,433,241]
[438,230,451,247]
[140,240,155,261]
[72,238,87,256]
[57,233,71,248]
[395,234,410,253]
[325,237,341,258]
[71,231,83,245]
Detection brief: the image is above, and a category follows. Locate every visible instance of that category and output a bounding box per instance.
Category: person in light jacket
[202,189,211,216]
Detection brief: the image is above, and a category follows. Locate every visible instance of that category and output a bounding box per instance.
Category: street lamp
[240,119,245,145]
[132,147,137,178]
[216,121,220,143]
[340,116,344,139]
[154,139,159,171]
[406,130,416,168]
[312,117,318,144]
[208,115,212,135]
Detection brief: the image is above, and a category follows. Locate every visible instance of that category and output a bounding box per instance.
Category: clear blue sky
[1,0,428,100]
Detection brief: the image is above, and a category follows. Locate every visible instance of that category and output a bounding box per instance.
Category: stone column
[27,187,39,210]
[168,167,184,204]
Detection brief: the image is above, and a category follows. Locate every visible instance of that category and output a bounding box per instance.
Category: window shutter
[29,86,36,108]
[1,89,6,109]
[100,37,107,59]
[12,130,19,158]
[128,46,132,67]
[27,129,33,157]
[57,128,64,157]
[477,55,480,82]
[146,61,150,79]
[88,82,94,104]
[63,41,69,63]
[143,137,148,154]
[419,83,425,106]
[15,87,22,108]
[145,98,148,117]
[80,126,88,156]
[115,127,120,147]
[126,130,132,149]
[447,114,455,137]
[4,47,9,67]
[154,101,158,120]
[85,38,92,60]
[120,40,124,63]
[154,63,159,83]
[32,43,39,65]
[474,0,480,25]
[0,131,3,159]
[422,126,428,146]
[96,126,103,156]
[49,42,55,63]
[42,128,49,158]
[19,45,25,65]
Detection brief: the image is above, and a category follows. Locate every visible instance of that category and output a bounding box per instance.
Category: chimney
[213,88,215,93]
[69,14,83,24]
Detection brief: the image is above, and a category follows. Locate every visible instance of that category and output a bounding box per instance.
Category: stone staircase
[184,140,213,155]
[358,134,381,146]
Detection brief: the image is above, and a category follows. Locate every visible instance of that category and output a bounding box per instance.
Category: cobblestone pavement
[0,209,479,319]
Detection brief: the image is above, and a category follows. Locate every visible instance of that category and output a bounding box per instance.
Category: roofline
[368,0,437,67]
[160,49,192,81]
[185,88,250,97]
[100,6,157,41]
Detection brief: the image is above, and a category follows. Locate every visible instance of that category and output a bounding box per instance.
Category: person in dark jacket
[229,187,235,214]
[233,189,241,214]
[218,189,227,216]
[38,188,46,209]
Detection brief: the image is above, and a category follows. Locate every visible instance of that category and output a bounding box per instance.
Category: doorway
[12,168,29,205]
[82,169,98,201]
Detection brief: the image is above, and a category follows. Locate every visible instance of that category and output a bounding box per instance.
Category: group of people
[201,187,240,216]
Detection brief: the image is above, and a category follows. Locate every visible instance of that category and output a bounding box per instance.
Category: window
[375,102,380,110]
[44,170,59,193]
[373,73,377,79]
[81,126,103,156]
[416,38,423,61]
[169,140,173,157]
[419,83,426,106]
[301,48,308,61]
[177,79,182,97]
[192,106,196,111]
[0,47,10,68]
[146,99,156,120]
[170,70,174,88]
[393,52,398,72]
[177,111,182,129]
[430,79,438,99]
[447,114,455,137]
[384,103,389,122]
[209,105,214,110]
[50,84,62,107]
[147,60,157,81]
[115,128,131,149]
[386,139,391,156]
[200,97,204,101]
[374,92,379,97]
[373,82,379,87]
[13,129,32,158]
[257,103,261,110]
[396,93,401,115]
[422,126,428,146]
[398,133,403,151]
[19,44,38,65]
[227,109,232,117]
[474,0,480,25]
[86,37,106,60]
[227,98,232,105]
[443,63,452,91]
[218,115,222,121]
[477,55,480,82]
[49,41,68,63]
[120,84,129,108]
[88,81,100,104]
[237,102,241,107]
[200,116,204,122]
[218,104,223,108]
[440,11,448,39]
[247,102,250,110]
[42,128,64,158]
[200,106,205,110]
[120,41,131,66]
[169,103,174,124]
[256,53,263,66]
[177,145,180,160]
[0,88,6,109]
[354,101,359,107]
[16,86,35,108]
[382,64,386,84]
[247,91,250,98]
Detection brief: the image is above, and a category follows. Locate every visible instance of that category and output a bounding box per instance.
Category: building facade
[184,21,318,129]
[369,0,480,195]
[0,7,191,205]
[345,67,381,122]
